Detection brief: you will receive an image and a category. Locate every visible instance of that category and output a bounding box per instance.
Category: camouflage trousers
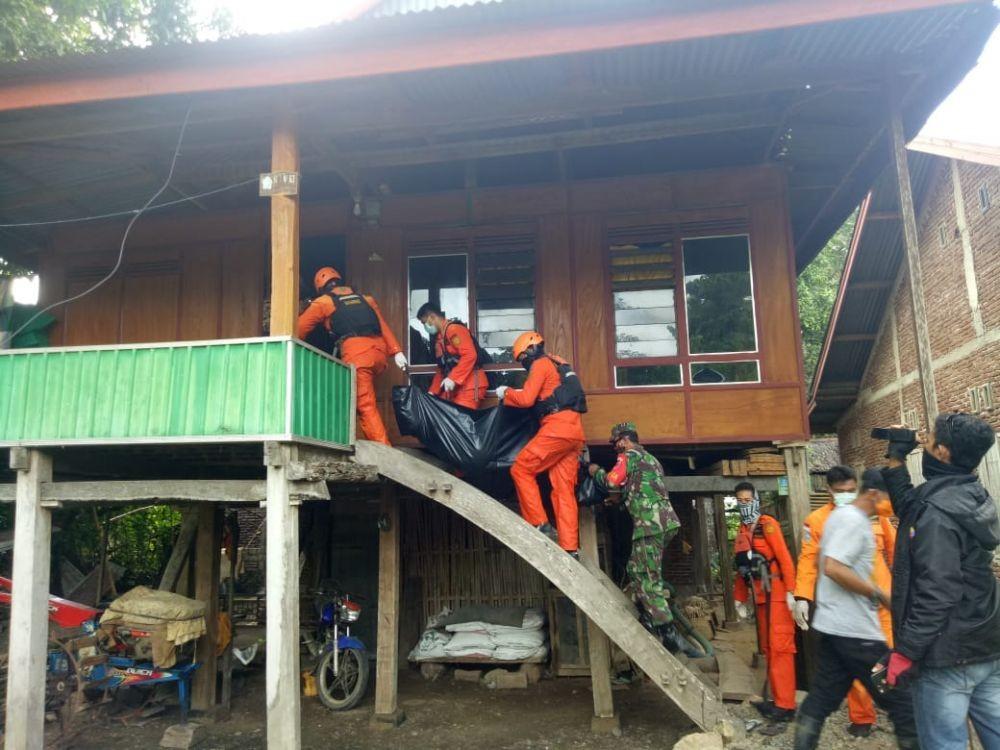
[626,528,677,626]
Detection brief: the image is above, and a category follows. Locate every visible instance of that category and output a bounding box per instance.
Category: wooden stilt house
[0,1,995,745]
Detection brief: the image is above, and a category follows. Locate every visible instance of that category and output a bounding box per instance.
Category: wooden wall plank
[61,277,122,345]
[220,241,265,338]
[583,392,686,441]
[120,273,181,343]
[572,214,611,390]
[690,387,804,439]
[750,198,801,383]
[179,245,223,340]
[537,214,573,358]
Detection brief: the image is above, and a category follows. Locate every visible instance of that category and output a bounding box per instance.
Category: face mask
[738,496,760,525]
[832,491,857,507]
[423,322,437,335]
[921,449,968,477]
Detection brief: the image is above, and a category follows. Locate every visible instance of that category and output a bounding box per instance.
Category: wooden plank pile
[707,448,787,476]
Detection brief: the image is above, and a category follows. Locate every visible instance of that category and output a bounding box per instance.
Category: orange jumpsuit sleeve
[364,295,401,356]
[794,514,821,601]
[880,516,897,569]
[296,296,335,340]
[444,324,478,386]
[503,358,549,409]
[763,517,796,593]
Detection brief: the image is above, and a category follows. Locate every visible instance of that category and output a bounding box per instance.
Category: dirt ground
[58,662,911,750]
[65,666,696,750]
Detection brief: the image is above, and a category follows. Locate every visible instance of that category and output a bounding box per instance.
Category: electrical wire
[9,106,199,341]
[0,176,258,229]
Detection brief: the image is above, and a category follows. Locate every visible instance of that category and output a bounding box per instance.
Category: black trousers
[797,633,919,748]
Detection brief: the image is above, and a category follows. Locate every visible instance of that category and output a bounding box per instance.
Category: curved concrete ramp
[353,440,727,731]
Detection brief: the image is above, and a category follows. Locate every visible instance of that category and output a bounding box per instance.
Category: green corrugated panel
[292,342,353,447]
[0,340,288,445]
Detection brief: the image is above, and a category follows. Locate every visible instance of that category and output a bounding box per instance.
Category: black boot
[657,623,702,658]
[793,714,824,750]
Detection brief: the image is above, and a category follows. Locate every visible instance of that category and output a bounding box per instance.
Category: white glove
[441,377,456,393]
[792,598,810,631]
[495,385,509,400]
[785,592,797,615]
[394,352,408,371]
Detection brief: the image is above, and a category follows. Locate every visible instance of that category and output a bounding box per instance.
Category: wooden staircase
[353,440,729,731]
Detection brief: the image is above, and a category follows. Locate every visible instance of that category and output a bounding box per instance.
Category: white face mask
[423,321,437,335]
[832,491,858,507]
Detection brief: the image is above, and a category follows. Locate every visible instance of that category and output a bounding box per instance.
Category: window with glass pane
[616,364,683,388]
[475,239,535,364]
[683,235,756,354]
[407,254,469,366]
[690,361,759,384]
[611,239,677,359]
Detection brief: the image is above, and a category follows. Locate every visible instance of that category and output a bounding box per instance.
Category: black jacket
[882,463,1000,668]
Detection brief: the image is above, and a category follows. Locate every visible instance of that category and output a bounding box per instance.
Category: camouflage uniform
[595,445,681,626]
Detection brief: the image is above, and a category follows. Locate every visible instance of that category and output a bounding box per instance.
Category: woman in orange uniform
[416,302,489,411]
[792,465,897,737]
[297,267,407,445]
[497,332,586,555]
[733,481,798,725]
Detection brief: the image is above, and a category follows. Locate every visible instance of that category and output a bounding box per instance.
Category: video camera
[870,427,917,442]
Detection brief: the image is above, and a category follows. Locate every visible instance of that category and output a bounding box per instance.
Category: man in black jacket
[881,412,1000,750]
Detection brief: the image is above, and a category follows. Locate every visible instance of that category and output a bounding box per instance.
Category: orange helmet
[313,266,342,292]
[512,331,544,361]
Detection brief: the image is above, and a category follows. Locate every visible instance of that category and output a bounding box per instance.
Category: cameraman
[881,413,1000,750]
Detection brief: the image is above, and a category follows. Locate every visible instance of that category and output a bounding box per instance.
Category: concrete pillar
[4,448,53,750]
[265,443,301,749]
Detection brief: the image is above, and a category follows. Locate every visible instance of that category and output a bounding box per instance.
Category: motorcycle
[302,586,370,711]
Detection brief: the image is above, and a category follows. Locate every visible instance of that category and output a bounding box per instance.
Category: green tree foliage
[798,213,857,391]
[685,272,756,355]
[0,0,232,61]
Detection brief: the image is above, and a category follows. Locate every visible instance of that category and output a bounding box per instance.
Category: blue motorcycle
[307,587,370,711]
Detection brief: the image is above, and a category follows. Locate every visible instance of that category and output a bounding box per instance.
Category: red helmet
[512,331,544,361]
[313,267,342,293]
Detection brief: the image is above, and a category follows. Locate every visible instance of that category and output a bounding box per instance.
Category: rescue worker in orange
[733,481,798,726]
[792,464,897,738]
[416,302,489,411]
[297,267,407,445]
[496,332,587,556]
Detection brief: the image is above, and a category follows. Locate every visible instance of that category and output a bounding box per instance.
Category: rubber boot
[535,523,559,544]
[658,623,702,658]
[793,714,824,750]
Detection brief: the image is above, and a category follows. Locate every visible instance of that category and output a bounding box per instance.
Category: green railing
[0,337,354,449]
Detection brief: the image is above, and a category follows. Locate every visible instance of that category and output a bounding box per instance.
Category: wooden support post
[692,497,712,593]
[712,494,738,625]
[4,449,53,750]
[192,505,222,712]
[579,509,619,734]
[159,508,200,591]
[371,484,405,729]
[265,443,301,749]
[778,442,811,555]
[890,106,938,425]
[220,511,237,715]
[269,111,300,337]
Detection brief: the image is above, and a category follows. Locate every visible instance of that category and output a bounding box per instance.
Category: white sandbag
[408,629,451,661]
[443,630,494,657]
[490,627,545,649]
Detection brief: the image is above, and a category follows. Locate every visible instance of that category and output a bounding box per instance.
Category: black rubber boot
[535,522,559,544]
[657,623,702,658]
[793,714,824,750]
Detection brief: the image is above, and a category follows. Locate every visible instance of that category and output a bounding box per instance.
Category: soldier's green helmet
[609,421,638,444]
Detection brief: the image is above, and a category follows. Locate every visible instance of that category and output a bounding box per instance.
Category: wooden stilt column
[579,508,619,734]
[371,484,405,728]
[778,441,811,555]
[4,448,53,750]
[890,106,938,425]
[268,110,300,337]
[192,505,222,712]
[265,443,301,749]
[712,494,738,625]
[692,497,712,593]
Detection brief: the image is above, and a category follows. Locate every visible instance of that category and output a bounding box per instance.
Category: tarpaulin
[392,385,536,476]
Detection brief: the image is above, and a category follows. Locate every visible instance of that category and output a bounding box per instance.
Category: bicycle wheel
[317,647,369,711]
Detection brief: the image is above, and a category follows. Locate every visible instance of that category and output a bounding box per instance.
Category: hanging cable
[0,176,258,229]
[9,106,197,341]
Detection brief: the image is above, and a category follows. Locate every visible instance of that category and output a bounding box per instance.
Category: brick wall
[837,158,1000,470]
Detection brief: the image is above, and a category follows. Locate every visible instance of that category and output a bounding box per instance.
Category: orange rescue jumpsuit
[734,514,798,711]
[504,356,585,552]
[297,286,402,445]
[429,321,488,411]
[794,501,896,726]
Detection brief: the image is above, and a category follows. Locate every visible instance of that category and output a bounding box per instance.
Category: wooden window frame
[405,224,540,387]
[604,218,763,394]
